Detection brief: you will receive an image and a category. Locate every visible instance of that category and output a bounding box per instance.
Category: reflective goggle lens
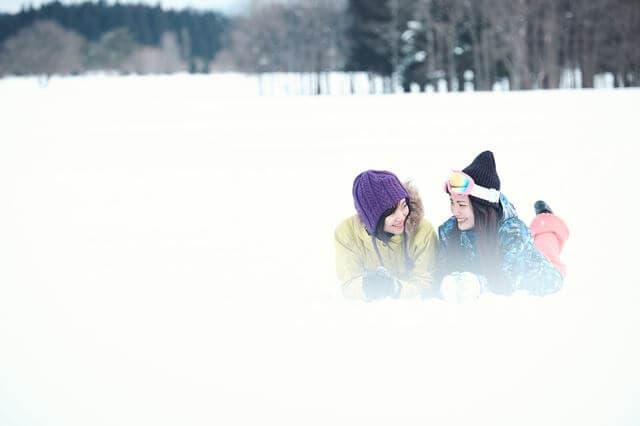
[447,172,472,194]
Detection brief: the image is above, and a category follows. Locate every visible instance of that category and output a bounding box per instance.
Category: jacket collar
[499,193,518,222]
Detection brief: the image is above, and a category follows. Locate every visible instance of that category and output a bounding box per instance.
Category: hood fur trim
[404,181,423,233]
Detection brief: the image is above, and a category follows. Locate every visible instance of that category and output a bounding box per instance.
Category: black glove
[363,266,401,301]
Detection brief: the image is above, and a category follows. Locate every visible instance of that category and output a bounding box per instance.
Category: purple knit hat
[352,170,409,234]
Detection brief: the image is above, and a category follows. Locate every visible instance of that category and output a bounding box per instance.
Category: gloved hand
[440,271,483,303]
[363,266,401,301]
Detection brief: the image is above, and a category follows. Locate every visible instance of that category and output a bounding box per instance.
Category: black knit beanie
[462,150,501,209]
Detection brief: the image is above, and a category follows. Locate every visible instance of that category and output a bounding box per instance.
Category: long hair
[469,199,501,264]
[446,199,510,293]
[470,198,512,293]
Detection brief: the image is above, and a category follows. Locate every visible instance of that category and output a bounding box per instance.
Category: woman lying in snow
[334,170,438,301]
[436,150,569,302]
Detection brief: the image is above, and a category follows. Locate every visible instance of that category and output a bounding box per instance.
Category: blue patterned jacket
[436,194,563,296]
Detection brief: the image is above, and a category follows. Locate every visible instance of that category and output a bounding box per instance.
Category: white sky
[0,74,639,426]
[0,0,252,14]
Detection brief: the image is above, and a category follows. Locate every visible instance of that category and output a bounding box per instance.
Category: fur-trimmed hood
[404,181,424,234]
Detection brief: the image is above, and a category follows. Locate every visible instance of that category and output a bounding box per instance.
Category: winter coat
[334,183,438,300]
[436,194,563,296]
[530,213,569,277]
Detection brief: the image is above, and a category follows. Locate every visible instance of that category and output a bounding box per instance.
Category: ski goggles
[444,170,500,203]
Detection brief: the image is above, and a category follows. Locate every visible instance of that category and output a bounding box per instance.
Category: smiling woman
[383,197,409,234]
[436,151,570,301]
[334,170,438,301]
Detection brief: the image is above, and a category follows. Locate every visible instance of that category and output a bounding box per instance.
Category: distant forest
[0,1,229,74]
[1,0,639,91]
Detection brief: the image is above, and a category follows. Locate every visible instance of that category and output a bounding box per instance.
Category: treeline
[0,1,228,76]
[343,0,640,90]
[1,0,639,90]
[217,0,640,90]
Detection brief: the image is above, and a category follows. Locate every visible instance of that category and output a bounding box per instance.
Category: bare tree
[621,0,640,86]
[294,0,348,93]
[386,0,430,92]
[493,0,532,89]
[414,0,437,88]
[85,27,137,72]
[0,20,86,82]
[214,0,347,94]
[572,0,608,88]
[528,0,561,88]
[220,3,292,74]
[604,0,640,87]
[462,0,494,90]
[387,0,402,91]
[122,32,187,74]
[431,0,465,91]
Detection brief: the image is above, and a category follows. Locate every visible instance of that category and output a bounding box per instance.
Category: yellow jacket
[334,184,437,300]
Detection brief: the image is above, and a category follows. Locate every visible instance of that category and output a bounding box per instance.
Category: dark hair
[471,198,513,293]
[372,197,415,272]
[373,197,411,243]
[469,198,501,260]
[447,199,511,294]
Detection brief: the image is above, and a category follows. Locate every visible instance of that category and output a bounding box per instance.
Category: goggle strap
[470,185,500,203]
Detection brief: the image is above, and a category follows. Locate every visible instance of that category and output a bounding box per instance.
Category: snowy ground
[1,75,638,426]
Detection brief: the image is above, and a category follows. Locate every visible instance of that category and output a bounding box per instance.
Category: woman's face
[450,195,475,231]
[383,198,409,235]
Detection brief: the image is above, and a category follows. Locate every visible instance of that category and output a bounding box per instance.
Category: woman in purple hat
[437,151,569,302]
[334,170,438,301]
